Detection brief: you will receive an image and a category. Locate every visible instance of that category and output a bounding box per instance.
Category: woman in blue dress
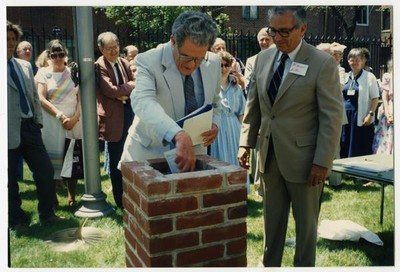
[340,48,379,158]
[210,51,246,166]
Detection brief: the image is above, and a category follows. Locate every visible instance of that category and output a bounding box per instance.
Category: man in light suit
[7,21,58,229]
[96,32,135,208]
[238,7,343,266]
[120,11,220,172]
[244,27,275,91]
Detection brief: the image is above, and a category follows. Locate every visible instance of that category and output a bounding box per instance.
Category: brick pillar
[121,154,247,267]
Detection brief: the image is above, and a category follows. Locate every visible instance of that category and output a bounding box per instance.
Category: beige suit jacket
[239,41,343,183]
[120,42,221,162]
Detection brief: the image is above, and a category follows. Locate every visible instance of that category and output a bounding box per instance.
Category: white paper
[182,108,213,146]
[164,148,180,174]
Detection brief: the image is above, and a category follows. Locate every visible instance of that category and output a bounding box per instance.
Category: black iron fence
[23,27,392,79]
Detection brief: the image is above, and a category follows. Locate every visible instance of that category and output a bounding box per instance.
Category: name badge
[347,89,356,96]
[289,62,308,76]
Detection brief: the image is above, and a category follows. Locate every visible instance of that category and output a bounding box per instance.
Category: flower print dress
[372,72,393,154]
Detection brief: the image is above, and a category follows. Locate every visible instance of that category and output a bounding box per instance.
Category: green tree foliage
[96,6,230,37]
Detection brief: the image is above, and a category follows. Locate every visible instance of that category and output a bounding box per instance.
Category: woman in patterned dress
[373,60,393,154]
[35,40,81,207]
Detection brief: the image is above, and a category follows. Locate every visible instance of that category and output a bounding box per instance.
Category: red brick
[124,228,137,252]
[134,170,172,196]
[227,169,247,185]
[203,188,247,207]
[134,208,173,235]
[125,183,141,207]
[128,216,147,246]
[135,240,150,267]
[142,196,198,216]
[149,255,173,267]
[149,232,199,253]
[227,237,247,255]
[125,230,144,267]
[176,244,224,266]
[136,240,173,267]
[176,210,224,230]
[123,192,137,215]
[202,222,247,243]
[227,204,247,219]
[125,244,134,267]
[176,174,223,193]
[121,161,147,183]
[204,254,247,267]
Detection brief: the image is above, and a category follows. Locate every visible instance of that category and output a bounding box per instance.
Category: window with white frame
[356,6,369,26]
[242,6,258,20]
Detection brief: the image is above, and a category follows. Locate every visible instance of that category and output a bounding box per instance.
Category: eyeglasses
[50,52,66,59]
[267,25,298,38]
[176,48,208,65]
[221,63,231,68]
[103,45,119,52]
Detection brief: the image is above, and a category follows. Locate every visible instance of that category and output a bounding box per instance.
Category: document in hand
[176,104,213,146]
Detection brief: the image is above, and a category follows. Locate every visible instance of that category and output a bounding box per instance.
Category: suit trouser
[8,119,55,223]
[108,105,134,208]
[260,144,324,267]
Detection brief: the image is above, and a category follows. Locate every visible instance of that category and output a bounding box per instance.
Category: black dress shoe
[40,214,66,225]
[9,211,30,230]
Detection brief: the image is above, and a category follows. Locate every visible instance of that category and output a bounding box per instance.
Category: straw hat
[330,42,347,53]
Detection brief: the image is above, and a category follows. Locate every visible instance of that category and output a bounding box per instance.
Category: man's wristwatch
[368,111,375,117]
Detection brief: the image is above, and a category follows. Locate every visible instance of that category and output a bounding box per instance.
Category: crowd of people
[7,5,393,268]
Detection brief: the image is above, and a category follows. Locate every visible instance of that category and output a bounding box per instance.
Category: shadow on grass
[317,229,394,266]
[321,179,383,205]
[247,198,263,218]
[247,231,263,242]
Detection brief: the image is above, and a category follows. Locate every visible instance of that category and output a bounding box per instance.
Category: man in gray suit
[7,21,59,229]
[238,7,343,266]
[120,11,221,172]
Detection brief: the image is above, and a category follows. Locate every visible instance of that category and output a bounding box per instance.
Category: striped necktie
[184,75,197,115]
[268,54,289,104]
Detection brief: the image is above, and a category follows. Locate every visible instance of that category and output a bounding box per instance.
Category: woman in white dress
[35,39,81,207]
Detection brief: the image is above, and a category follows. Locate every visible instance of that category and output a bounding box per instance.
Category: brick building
[6,6,391,76]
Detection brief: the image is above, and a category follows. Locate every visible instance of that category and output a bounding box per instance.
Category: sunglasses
[221,63,231,68]
[50,52,66,59]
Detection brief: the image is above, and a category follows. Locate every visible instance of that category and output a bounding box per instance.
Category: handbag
[61,138,84,179]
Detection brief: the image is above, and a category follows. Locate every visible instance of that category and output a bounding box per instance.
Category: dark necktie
[184,75,197,115]
[115,62,124,85]
[268,54,289,104]
[8,60,30,114]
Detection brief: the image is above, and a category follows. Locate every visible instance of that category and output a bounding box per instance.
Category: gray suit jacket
[122,42,221,161]
[239,41,343,183]
[8,58,43,149]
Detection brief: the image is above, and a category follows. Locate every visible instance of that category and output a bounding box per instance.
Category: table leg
[380,184,385,224]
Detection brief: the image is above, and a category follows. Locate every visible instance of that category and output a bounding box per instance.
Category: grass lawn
[7,154,395,269]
